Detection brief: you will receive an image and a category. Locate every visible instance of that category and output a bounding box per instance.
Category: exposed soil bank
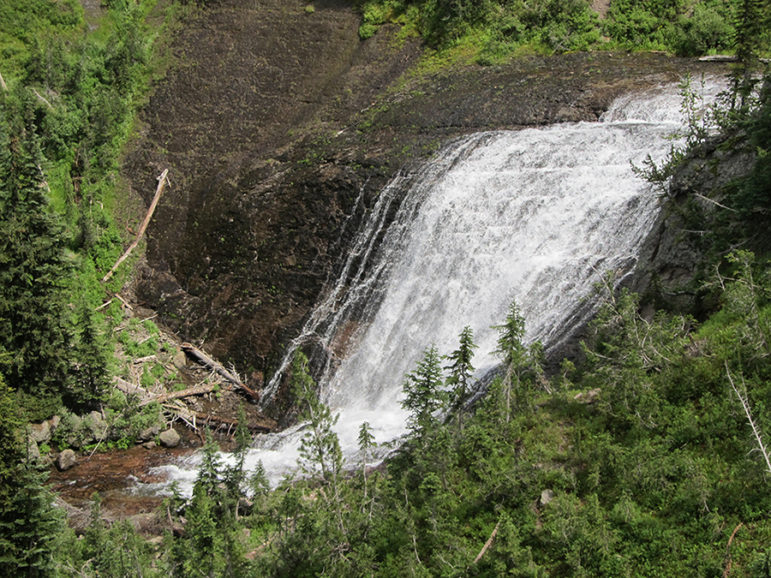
[124,0,728,414]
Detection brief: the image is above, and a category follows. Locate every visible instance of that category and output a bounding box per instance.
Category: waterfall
[147,78,724,492]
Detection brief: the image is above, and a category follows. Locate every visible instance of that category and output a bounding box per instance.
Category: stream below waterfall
[141,78,725,493]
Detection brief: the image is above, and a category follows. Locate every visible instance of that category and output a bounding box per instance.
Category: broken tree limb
[191,410,276,433]
[0,71,7,92]
[31,87,54,110]
[723,522,744,578]
[164,404,276,434]
[113,377,152,402]
[181,343,260,401]
[473,521,501,564]
[138,383,219,407]
[102,169,169,283]
[726,362,771,474]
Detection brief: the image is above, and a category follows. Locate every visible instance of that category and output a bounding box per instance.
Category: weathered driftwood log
[190,410,276,433]
[102,169,169,283]
[113,377,152,401]
[181,343,260,401]
[138,382,219,407]
[164,403,276,434]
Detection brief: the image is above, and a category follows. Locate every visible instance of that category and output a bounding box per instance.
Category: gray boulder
[29,421,51,444]
[57,449,77,471]
[139,423,161,442]
[87,411,109,441]
[26,436,41,462]
[159,428,181,448]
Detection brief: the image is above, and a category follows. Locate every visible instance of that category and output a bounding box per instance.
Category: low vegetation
[354,0,771,65]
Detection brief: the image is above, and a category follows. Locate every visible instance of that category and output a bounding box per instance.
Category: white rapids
[145,78,725,492]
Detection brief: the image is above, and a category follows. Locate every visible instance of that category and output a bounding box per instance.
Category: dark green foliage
[445,325,476,427]
[54,493,159,577]
[167,433,249,578]
[68,300,112,410]
[733,76,771,235]
[493,300,544,418]
[0,98,74,420]
[0,376,63,576]
[292,351,344,484]
[401,345,445,438]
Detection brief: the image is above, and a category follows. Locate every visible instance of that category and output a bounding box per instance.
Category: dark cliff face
[124,0,725,406]
[630,133,757,316]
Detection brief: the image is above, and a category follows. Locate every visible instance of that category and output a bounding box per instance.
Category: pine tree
[445,325,477,432]
[291,351,348,554]
[0,94,73,420]
[292,351,343,485]
[357,421,376,512]
[493,301,528,421]
[401,345,445,439]
[0,375,63,576]
[68,300,111,411]
[731,0,769,111]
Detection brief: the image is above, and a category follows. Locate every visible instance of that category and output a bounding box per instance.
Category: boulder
[139,423,161,442]
[26,436,41,462]
[172,350,187,370]
[159,428,181,448]
[64,414,84,448]
[540,489,555,507]
[29,421,51,444]
[56,449,77,471]
[87,411,109,441]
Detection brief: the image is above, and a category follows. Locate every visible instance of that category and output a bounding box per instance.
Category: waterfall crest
[151,79,723,490]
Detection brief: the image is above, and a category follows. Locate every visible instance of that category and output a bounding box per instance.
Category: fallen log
[473,521,500,564]
[113,377,152,401]
[181,343,260,401]
[102,169,169,283]
[190,411,276,433]
[138,382,219,407]
[164,403,276,434]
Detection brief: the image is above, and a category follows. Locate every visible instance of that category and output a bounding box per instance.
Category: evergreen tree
[0,95,74,420]
[0,375,63,576]
[731,0,769,110]
[68,299,111,411]
[357,421,376,513]
[445,325,477,432]
[493,300,528,421]
[401,345,445,439]
[169,432,248,578]
[292,351,343,486]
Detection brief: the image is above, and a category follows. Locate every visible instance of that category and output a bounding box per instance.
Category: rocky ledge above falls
[123,0,729,416]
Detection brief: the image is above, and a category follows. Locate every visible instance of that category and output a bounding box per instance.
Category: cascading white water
[147,79,724,492]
